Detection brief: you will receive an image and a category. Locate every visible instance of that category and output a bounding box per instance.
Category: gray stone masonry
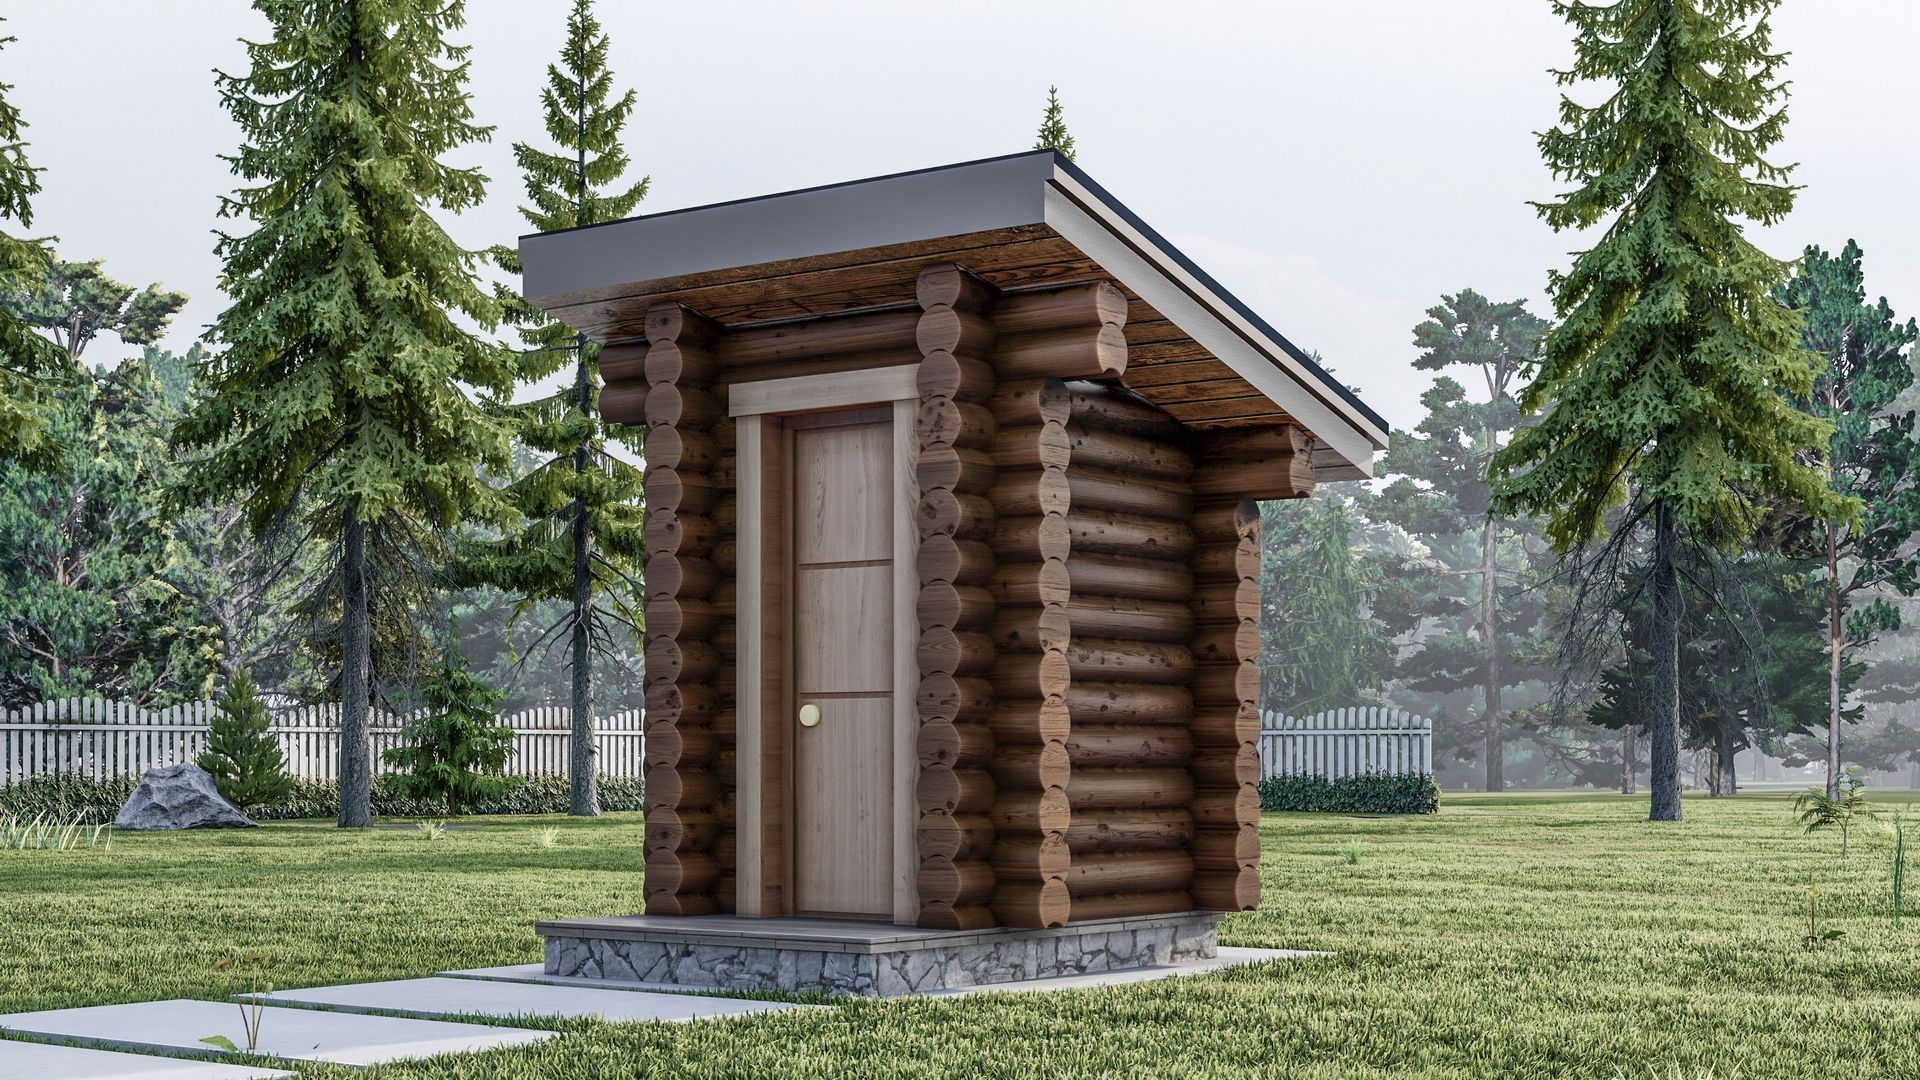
[538,913,1221,997]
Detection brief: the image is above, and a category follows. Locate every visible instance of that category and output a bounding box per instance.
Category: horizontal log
[646,850,722,895]
[918,855,995,907]
[918,535,995,587]
[643,638,721,685]
[1190,824,1261,870]
[1067,850,1194,897]
[644,466,718,516]
[719,307,921,367]
[1190,662,1261,708]
[643,680,718,725]
[643,807,718,853]
[990,650,1072,701]
[916,442,994,495]
[918,627,995,677]
[917,262,998,315]
[918,351,997,402]
[1063,551,1194,603]
[1190,785,1262,829]
[986,699,1070,746]
[643,595,718,643]
[1067,889,1192,922]
[1066,681,1194,724]
[1189,744,1261,787]
[643,724,717,770]
[1063,808,1194,854]
[596,341,647,384]
[995,280,1128,336]
[992,513,1071,563]
[644,765,720,812]
[916,720,994,769]
[1069,767,1196,809]
[643,382,719,428]
[989,378,1072,428]
[918,581,995,632]
[640,338,714,387]
[1065,595,1196,644]
[917,488,996,540]
[917,812,995,862]
[645,303,721,350]
[1190,866,1261,912]
[1065,382,1180,437]
[991,879,1070,929]
[989,787,1071,835]
[1192,579,1259,625]
[1064,509,1195,559]
[918,763,996,815]
[1066,423,1191,480]
[1190,499,1258,544]
[995,324,1127,380]
[989,605,1071,655]
[1066,468,1193,520]
[917,902,998,930]
[990,742,1072,792]
[644,510,714,560]
[988,468,1071,519]
[1191,448,1313,501]
[990,558,1070,608]
[990,422,1070,472]
[1067,725,1194,768]
[643,886,718,917]
[991,834,1071,882]
[916,306,997,361]
[918,396,997,450]
[1192,620,1262,666]
[1066,638,1194,685]
[917,672,994,725]
[599,382,647,425]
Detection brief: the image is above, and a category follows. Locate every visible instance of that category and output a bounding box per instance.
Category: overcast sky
[9,0,1917,432]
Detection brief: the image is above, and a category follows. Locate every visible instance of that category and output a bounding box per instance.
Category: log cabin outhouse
[519,151,1387,947]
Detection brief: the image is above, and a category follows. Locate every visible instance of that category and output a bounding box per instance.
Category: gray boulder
[114,762,257,830]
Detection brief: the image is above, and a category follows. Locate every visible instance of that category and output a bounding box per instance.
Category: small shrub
[198,669,295,809]
[381,646,516,816]
[1258,772,1439,815]
[417,819,448,841]
[1794,766,1875,857]
[532,827,561,848]
[1336,838,1366,864]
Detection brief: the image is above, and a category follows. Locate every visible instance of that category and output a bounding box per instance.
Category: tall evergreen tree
[465,0,647,817]
[0,23,67,459]
[173,0,513,828]
[1034,86,1075,161]
[1258,492,1407,715]
[1490,0,1850,821]
[8,258,186,366]
[1381,289,1549,790]
[1773,241,1920,795]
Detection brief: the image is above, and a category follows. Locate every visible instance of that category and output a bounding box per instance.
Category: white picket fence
[0,698,645,785]
[1259,707,1433,779]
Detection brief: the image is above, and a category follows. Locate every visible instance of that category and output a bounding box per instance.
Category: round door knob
[799,703,822,728]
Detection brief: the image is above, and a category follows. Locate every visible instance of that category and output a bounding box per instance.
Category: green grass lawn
[5,794,1917,1078]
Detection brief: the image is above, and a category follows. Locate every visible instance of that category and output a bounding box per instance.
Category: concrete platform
[0,999,553,1068]
[456,944,1325,998]
[538,911,1223,996]
[242,975,815,1022]
[0,1038,290,1079]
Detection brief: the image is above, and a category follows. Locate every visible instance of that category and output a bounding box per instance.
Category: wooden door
[789,408,895,919]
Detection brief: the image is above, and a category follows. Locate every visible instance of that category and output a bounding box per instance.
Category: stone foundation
[536,912,1222,997]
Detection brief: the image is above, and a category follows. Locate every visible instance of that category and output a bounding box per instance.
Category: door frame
[730,364,920,924]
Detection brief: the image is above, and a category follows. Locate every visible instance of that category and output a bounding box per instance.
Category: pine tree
[382,636,514,816]
[0,22,67,460]
[1773,241,1920,796]
[1034,86,1075,161]
[172,0,514,828]
[466,0,647,817]
[198,668,294,809]
[1381,290,1550,791]
[1490,0,1851,821]
[1258,492,1404,715]
[8,257,186,365]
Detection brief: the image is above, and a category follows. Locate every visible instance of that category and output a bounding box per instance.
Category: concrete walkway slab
[247,976,812,1023]
[444,946,1328,999]
[0,999,552,1068]
[0,1038,290,1079]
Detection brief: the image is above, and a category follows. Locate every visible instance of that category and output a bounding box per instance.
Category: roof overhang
[520,150,1388,477]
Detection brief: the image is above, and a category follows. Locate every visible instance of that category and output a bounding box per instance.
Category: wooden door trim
[731,373,920,925]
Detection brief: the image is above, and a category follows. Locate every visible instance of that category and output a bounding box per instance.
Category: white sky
[9,0,1917,432]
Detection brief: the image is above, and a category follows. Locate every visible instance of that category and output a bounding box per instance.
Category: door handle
[799,703,821,728]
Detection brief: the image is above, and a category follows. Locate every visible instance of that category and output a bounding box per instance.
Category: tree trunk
[1826,521,1842,799]
[1717,727,1738,797]
[1621,727,1637,795]
[339,506,372,829]
[1648,500,1683,822]
[569,344,599,817]
[1481,515,1503,792]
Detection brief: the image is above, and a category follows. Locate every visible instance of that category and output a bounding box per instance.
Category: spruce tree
[172,0,513,828]
[1491,0,1851,821]
[382,637,514,816]
[1774,241,1920,795]
[467,0,647,817]
[198,668,295,809]
[1034,86,1075,161]
[0,23,67,460]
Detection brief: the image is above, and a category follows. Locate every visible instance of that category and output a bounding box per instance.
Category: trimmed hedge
[0,773,645,825]
[1257,772,1439,815]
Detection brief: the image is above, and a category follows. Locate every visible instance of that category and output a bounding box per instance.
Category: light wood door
[790,409,895,919]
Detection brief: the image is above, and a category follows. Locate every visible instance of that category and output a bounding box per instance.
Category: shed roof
[519,150,1389,478]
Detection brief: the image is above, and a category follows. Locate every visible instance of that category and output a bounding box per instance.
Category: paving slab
[443,945,1328,999]
[0,1038,290,1079]
[246,976,812,1023]
[0,999,553,1068]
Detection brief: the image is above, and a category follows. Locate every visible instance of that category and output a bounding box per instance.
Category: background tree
[1034,85,1075,161]
[197,667,294,809]
[0,23,67,459]
[1258,491,1409,715]
[1490,0,1849,821]
[7,258,185,365]
[382,634,514,816]
[1380,289,1548,790]
[1772,240,1920,795]
[468,0,647,817]
[173,0,514,828]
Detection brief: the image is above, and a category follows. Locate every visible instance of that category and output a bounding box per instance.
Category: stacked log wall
[913,265,1001,929]
[1057,381,1199,920]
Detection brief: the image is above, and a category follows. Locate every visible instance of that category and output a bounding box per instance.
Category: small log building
[519,151,1389,932]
